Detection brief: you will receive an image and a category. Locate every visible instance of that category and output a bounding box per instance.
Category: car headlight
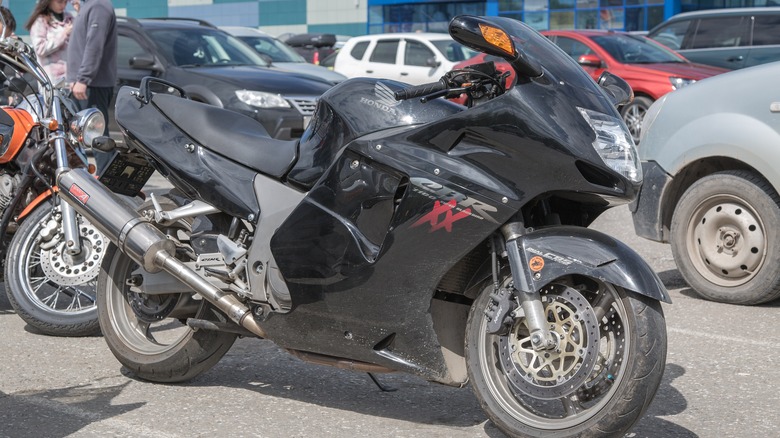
[235,90,290,108]
[578,107,642,184]
[70,108,105,148]
[669,77,696,90]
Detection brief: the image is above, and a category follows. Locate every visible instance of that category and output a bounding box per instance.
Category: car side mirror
[426,57,440,68]
[130,54,161,72]
[258,53,273,65]
[578,54,604,68]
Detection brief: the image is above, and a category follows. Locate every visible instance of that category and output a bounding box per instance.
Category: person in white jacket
[25,0,74,84]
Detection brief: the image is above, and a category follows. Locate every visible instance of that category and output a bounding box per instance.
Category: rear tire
[97,194,237,382]
[465,277,666,437]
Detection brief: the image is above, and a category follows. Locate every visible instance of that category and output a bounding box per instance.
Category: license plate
[98,151,156,197]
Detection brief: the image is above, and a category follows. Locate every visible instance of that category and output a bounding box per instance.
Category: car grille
[287,97,318,116]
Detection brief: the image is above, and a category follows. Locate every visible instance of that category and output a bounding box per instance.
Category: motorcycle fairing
[517,226,671,303]
[0,108,35,164]
[115,87,262,220]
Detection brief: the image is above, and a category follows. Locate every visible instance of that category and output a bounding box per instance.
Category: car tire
[670,170,780,305]
[620,96,653,144]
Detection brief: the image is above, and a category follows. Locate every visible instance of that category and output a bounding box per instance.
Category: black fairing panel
[288,78,464,190]
[115,87,260,220]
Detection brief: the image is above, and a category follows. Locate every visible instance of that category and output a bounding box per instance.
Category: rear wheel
[466,276,666,437]
[5,202,104,336]
[97,194,236,382]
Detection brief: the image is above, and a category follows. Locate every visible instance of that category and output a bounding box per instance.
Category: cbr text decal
[411,177,499,223]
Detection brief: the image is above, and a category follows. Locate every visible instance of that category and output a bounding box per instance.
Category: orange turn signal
[88,163,96,174]
[479,24,514,56]
[47,119,58,131]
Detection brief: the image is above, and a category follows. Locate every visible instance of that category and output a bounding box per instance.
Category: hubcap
[687,196,765,286]
[623,104,645,143]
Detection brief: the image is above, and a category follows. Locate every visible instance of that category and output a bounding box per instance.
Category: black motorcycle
[56,16,668,437]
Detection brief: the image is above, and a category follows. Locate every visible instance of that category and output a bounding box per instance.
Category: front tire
[4,202,103,336]
[465,277,666,437]
[97,194,237,382]
[620,96,653,144]
[670,170,780,304]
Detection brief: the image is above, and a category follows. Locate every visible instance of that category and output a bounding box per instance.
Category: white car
[333,33,476,85]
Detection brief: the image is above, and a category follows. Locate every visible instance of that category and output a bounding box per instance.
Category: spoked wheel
[97,194,237,382]
[671,170,780,304]
[620,96,653,145]
[466,276,666,438]
[5,202,105,336]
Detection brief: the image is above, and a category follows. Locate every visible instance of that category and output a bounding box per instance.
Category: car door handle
[771,102,780,113]
[728,55,744,62]
[400,72,409,76]
[366,70,373,74]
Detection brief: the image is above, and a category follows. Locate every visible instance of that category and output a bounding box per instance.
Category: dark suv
[113,18,333,140]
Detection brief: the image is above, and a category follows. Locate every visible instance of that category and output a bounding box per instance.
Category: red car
[455,30,727,143]
[543,30,727,143]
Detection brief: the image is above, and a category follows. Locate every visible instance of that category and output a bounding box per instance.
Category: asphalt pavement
[0,174,778,438]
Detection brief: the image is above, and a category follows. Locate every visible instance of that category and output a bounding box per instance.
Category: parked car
[220,26,347,84]
[542,30,727,144]
[282,33,343,65]
[333,32,477,85]
[631,61,780,305]
[647,7,780,70]
[114,17,332,140]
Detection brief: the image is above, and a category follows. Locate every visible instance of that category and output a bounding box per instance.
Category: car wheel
[620,96,653,144]
[670,170,780,305]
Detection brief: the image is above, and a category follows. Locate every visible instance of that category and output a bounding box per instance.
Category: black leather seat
[151,93,298,179]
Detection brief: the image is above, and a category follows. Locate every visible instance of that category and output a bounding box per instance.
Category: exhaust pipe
[56,168,266,338]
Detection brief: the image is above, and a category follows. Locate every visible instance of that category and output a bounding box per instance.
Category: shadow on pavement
[630,363,697,437]
[0,381,144,438]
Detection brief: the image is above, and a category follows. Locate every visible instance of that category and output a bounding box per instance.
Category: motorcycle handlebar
[394,79,448,101]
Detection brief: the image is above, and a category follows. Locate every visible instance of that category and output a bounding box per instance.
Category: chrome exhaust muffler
[56,168,265,338]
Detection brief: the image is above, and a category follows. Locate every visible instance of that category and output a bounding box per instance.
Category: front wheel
[670,170,780,304]
[466,277,666,438]
[4,202,105,336]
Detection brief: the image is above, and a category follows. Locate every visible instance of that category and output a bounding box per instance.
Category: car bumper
[630,160,673,243]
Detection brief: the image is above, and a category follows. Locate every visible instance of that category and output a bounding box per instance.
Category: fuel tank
[287,78,464,189]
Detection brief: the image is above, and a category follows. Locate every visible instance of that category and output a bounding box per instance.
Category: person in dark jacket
[66,0,116,172]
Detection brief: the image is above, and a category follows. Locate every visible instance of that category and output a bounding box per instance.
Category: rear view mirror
[578,54,604,68]
[598,71,633,106]
[449,15,542,78]
[426,57,440,68]
[130,54,161,72]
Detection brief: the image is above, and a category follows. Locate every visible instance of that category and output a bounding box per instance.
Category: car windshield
[149,28,270,67]
[590,34,683,64]
[431,39,479,62]
[238,35,307,63]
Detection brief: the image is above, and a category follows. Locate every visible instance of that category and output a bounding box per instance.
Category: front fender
[17,188,57,221]
[519,226,671,303]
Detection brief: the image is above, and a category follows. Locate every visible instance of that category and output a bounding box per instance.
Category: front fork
[51,95,82,256]
[485,222,558,351]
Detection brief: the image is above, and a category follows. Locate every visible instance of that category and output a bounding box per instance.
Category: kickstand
[367,372,397,392]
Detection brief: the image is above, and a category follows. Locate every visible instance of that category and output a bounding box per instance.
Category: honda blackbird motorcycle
[55,16,668,437]
[0,23,107,336]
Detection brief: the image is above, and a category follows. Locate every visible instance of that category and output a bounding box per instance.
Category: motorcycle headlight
[235,90,290,108]
[669,77,695,90]
[70,108,105,148]
[578,107,642,184]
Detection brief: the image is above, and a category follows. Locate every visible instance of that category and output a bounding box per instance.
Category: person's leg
[86,86,114,174]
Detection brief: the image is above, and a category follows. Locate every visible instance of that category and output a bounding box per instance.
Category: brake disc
[498,284,601,400]
[39,216,107,286]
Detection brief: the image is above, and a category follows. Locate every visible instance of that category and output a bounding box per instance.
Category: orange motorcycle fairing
[0,108,36,164]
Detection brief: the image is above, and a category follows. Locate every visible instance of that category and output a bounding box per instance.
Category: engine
[0,171,21,212]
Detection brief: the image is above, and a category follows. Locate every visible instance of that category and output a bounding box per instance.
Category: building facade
[6,0,778,36]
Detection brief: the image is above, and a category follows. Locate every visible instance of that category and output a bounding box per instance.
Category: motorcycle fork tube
[51,96,82,255]
[502,222,557,351]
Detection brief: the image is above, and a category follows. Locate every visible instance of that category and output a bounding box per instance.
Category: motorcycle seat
[151,94,298,179]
